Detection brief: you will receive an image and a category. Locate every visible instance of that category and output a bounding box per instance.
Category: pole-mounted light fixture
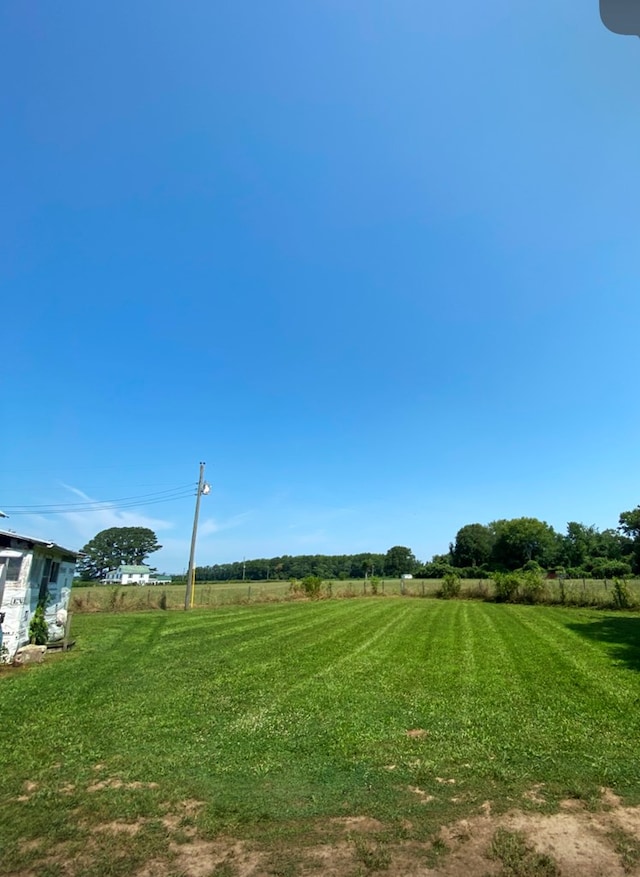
[184,463,210,610]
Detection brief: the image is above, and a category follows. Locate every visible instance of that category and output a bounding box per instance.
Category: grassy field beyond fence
[70,576,640,612]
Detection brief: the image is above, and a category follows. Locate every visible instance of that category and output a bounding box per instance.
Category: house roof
[0,528,81,559]
[117,565,151,573]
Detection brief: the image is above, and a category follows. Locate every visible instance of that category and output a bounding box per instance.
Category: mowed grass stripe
[232,602,415,732]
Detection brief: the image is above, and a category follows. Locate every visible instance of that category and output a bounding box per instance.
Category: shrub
[522,560,544,573]
[567,567,591,579]
[590,558,633,580]
[159,591,167,610]
[493,572,521,603]
[612,578,634,610]
[519,570,547,604]
[29,605,49,645]
[438,572,461,600]
[418,562,456,579]
[369,576,380,595]
[301,575,323,599]
[468,580,490,600]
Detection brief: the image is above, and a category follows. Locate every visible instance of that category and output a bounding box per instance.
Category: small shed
[0,529,80,662]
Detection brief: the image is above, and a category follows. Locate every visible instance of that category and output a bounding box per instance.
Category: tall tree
[384,546,416,576]
[490,518,559,571]
[619,506,640,573]
[451,523,494,568]
[562,522,599,568]
[79,527,162,580]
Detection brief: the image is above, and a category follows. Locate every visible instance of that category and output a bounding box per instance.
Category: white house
[104,565,152,585]
[0,529,80,662]
[103,566,172,585]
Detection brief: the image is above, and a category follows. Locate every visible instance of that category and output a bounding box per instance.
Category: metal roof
[0,528,82,558]
[116,565,151,573]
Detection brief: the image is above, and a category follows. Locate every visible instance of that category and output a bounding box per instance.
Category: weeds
[353,838,391,871]
[438,572,461,600]
[489,828,559,876]
[424,835,449,868]
[609,827,640,873]
[613,578,635,610]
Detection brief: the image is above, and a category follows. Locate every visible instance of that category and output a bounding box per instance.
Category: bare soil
[13,787,640,876]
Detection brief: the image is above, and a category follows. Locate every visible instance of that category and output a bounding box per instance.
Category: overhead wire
[1,483,198,515]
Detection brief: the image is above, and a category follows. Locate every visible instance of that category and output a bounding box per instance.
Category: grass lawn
[2,598,640,876]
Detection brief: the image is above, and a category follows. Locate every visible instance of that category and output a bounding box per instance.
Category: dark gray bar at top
[601,0,640,36]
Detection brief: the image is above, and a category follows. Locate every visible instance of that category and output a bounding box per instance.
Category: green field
[3,599,640,875]
[69,576,640,611]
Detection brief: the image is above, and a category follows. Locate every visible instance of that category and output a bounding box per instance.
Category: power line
[2,484,198,515]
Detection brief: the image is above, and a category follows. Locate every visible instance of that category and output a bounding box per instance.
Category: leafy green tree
[451,523,494,568]
[589,557,633,579]
[384,546,417,576]
[619,506,640,539]
[79,527,162,580]
[490,518,559,571]
[562,522,599,568]
[619,506,640,573]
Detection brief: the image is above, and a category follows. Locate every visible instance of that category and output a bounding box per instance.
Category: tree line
[195,505,640,581]
[75,504,640,583]
[430,508,640,579]
[194,545,416,582]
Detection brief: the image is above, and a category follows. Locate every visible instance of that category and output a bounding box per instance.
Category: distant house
[103,565,171,586]
[0,529,80,662]
[104,565,151,585]
[401,574,413,580]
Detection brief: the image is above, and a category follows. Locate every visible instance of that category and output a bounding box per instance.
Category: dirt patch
[172,839,262,877]
[406,728,429,738]
[328,815,385,832]
[94,820,143,836]
[523,783,547,805]
[602,786,624,808]
[408,785,436,803]
[87,777,159,793]
[431,793,640,877]
[14,788,640,877]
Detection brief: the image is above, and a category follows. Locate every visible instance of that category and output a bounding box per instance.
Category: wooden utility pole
[185,462,209,610]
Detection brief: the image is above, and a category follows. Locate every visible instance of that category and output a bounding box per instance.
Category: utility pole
[184,462,210,611]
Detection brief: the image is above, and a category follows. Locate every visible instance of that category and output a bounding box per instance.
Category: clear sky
[2,1,639,574]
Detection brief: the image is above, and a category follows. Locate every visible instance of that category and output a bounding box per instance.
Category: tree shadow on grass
[566,615,640,672]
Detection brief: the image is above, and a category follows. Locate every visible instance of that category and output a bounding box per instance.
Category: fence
[69,577,640,613]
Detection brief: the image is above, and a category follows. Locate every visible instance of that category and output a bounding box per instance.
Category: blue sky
[2,1,639,573]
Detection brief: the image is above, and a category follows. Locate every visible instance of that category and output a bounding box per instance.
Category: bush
[522,560,544,573]
[301,575,323,599]
[438,572,461,600]
[493,572,521,603]
[369,576,380,595]
[590,558,633,579]
[29,605,49,645]
[567,567,591,579]
[519,570,547,604]
[418,562,456,579]
[612,578,634,610]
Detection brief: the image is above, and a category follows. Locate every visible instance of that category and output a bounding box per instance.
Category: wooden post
[63,613,73,651]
